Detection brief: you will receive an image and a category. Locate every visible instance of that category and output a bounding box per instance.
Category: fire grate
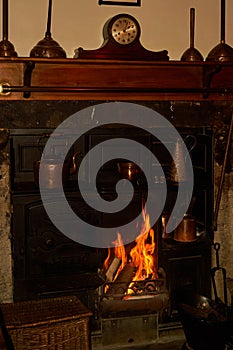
[91,278,168,349]
[101,277,166,299]
[98,275,169,319]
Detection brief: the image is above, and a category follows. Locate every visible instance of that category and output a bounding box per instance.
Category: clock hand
[123,20,129,32]
[127,21,133,30]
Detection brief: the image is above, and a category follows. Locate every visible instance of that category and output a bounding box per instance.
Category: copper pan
[174,214,196,242]
[181,8,203,62]
[30,0,66,58]
[0,0,17,57]
[206,0,233,62]
[117,161,142,181]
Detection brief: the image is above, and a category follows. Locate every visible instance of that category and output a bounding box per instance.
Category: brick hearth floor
[92,328,186,349]
[119,335,186,350]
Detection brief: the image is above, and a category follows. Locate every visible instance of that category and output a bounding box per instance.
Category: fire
[103,248,111,271]
[103,206,158,291]
[103,232,127,273]
[112,232,127,281]
[129,208,157,281]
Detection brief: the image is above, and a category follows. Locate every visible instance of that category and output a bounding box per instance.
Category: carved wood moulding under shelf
[0,58,233,101]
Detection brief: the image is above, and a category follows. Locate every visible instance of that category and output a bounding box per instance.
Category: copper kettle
[33,135,80,189]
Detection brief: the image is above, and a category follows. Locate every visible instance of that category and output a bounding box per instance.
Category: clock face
[110,15,140,45]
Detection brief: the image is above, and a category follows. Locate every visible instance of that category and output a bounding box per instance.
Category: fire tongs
[211,242,228,306]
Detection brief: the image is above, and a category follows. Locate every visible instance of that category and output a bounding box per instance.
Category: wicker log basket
[0,295,92,350]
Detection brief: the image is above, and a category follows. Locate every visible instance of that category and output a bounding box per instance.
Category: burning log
[105,257,121,282]
[98,257,122,283]
[101,206,159,299]
[105,263,136,298]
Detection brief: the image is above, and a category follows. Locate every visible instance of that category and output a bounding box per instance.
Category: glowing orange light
[103,205,158,294]
[129,207,157,282]
[112,232,127,281]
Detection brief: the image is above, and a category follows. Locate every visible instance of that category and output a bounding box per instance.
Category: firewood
[105,264,135,298]
[105,257,121,282]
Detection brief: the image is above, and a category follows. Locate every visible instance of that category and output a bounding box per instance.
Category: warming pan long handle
[213,109,233,231]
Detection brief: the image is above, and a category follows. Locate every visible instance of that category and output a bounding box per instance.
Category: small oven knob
[45,238,54,249]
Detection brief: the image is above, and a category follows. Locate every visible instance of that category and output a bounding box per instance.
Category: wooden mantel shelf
[0,57,233,101]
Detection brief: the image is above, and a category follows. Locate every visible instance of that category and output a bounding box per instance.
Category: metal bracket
[202,65,222,99]
[23,61,35,98]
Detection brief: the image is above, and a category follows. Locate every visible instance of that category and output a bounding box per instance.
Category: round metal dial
[110,15,139,45]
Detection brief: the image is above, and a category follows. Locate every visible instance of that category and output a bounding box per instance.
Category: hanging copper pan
[0,0,17,57]
[30,0,66,58]
[181,8,203,62]
[206,0,233,62]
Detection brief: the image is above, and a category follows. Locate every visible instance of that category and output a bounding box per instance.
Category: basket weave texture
[0,295,92,350]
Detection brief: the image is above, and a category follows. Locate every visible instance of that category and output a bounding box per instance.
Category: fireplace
[3,100,213,332]
[1,57,233,348]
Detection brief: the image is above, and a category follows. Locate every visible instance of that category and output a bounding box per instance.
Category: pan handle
[213,110,233,232]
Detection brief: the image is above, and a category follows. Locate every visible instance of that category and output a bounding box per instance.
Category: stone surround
[0,148,13,302]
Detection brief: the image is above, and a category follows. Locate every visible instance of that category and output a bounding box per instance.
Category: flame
[129,207,157,282]
[103,205,158,291]
[112,232,127,280]
[103,232,127,280]
[103,247,111,271]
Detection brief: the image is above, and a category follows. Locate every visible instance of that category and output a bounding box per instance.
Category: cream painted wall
[1,0,233,60]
